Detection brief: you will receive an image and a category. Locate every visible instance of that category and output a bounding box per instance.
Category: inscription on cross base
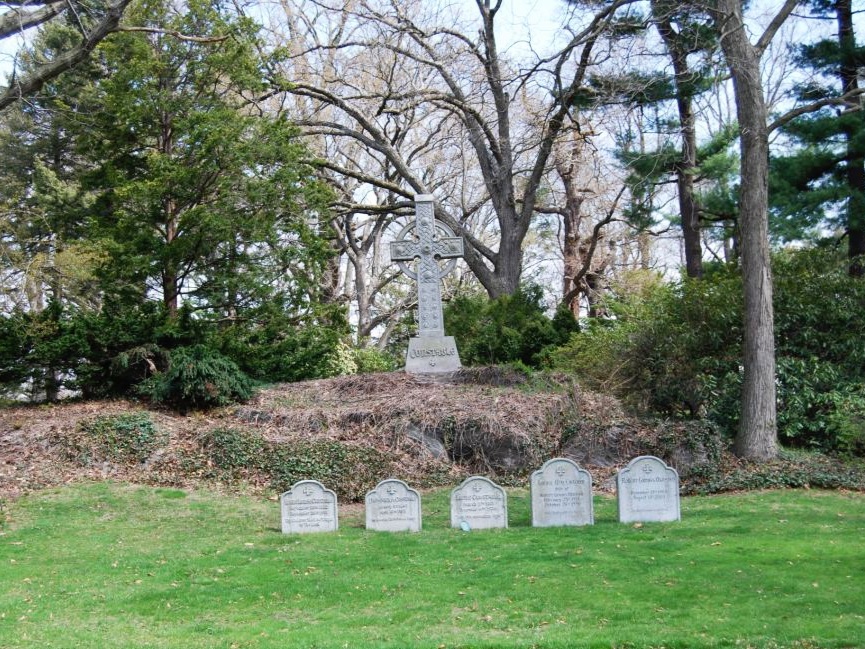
[389,194,464,372]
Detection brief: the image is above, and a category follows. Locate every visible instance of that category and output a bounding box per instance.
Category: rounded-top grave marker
[280,479,339,534]
[450,475,508,530]
[616,455,680,523]
[530,457,594,527]
[365,478,422,532]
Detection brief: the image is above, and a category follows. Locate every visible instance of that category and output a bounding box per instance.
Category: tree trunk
[162,201,179,318]
[160,105,179,318]
[675,100,703,280]
[837,0,865,276]
[562,198,584,316]
[656,10,703,279]
[711,0,779,461]
[556,147,588,316]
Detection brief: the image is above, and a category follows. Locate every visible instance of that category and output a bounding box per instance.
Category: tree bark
[560,172,586,316]
[709,0,790,461]
[837,0,865,276]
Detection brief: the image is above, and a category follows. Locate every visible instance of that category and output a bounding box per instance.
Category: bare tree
[266,0,639,299]
[540,126,634,316]
[262,3,470,345]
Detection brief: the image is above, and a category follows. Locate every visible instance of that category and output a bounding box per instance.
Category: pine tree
[78,0,334,320]
[1,0,343,397]
[770,0,865,277]
[578,1,726,278]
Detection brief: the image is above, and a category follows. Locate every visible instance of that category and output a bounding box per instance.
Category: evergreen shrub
[352,347,398,373]
[546,249,865,453]
[444,285,577,367]
[73,302,203,399]
[212,307,351,382]
[139,344,253,411]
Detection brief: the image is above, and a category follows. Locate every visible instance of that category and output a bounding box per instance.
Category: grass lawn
[0,483,863,648]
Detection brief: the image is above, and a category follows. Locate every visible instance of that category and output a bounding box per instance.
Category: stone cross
[390,194,464,372]
[390,194,463,338]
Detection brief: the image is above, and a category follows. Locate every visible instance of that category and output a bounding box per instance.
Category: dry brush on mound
[1,369,744,502]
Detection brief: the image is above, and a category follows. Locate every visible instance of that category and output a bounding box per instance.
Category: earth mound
[1,369,723,501]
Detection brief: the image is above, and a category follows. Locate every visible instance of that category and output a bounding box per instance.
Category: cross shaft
[389,195,463,338]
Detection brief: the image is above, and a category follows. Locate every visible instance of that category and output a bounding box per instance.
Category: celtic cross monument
[390,194,463,373]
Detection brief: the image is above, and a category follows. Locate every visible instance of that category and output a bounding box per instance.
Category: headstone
[450,476,508,530]
[390,194,464,373]
[365,479,422,532]
[616,456,680,523]
[280,480,339,534]
[530,458,594,527]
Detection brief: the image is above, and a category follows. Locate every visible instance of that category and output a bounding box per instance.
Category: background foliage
[545,248,865,453]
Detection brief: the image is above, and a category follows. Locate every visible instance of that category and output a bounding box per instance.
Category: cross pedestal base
[404,336,462,374]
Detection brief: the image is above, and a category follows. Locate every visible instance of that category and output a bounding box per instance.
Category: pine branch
[769,88,865,133]
[0,0,133,110]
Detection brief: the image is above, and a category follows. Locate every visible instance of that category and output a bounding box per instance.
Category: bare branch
[769,88,865,133]
[1,0,133,111]
[0,1,65,39]
[755,0,800,57]
[561,185,626,308]
[115,27,229,44]
[314,159,409,198]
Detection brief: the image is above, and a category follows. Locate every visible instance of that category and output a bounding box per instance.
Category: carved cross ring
[393,220,460,281]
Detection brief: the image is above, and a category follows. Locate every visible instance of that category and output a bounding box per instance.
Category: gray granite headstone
[390,194,464,373]
[280,480,338,534]
[450,476,508,530]
[365,479,422,532]
[616,456,680,523]
[531,458,594,527]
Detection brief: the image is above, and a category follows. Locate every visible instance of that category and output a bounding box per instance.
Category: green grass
[1,483,863,649]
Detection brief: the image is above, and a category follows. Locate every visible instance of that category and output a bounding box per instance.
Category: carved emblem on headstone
[390,194,464,373]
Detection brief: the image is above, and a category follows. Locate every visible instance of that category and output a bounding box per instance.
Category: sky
[2,0,855,84]
[0,0,575,80]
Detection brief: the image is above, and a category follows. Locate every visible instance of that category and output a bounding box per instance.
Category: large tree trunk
[711,0,783,461]
[556,135,592,315]
[561,189,586,316]
[837,0,865,277]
